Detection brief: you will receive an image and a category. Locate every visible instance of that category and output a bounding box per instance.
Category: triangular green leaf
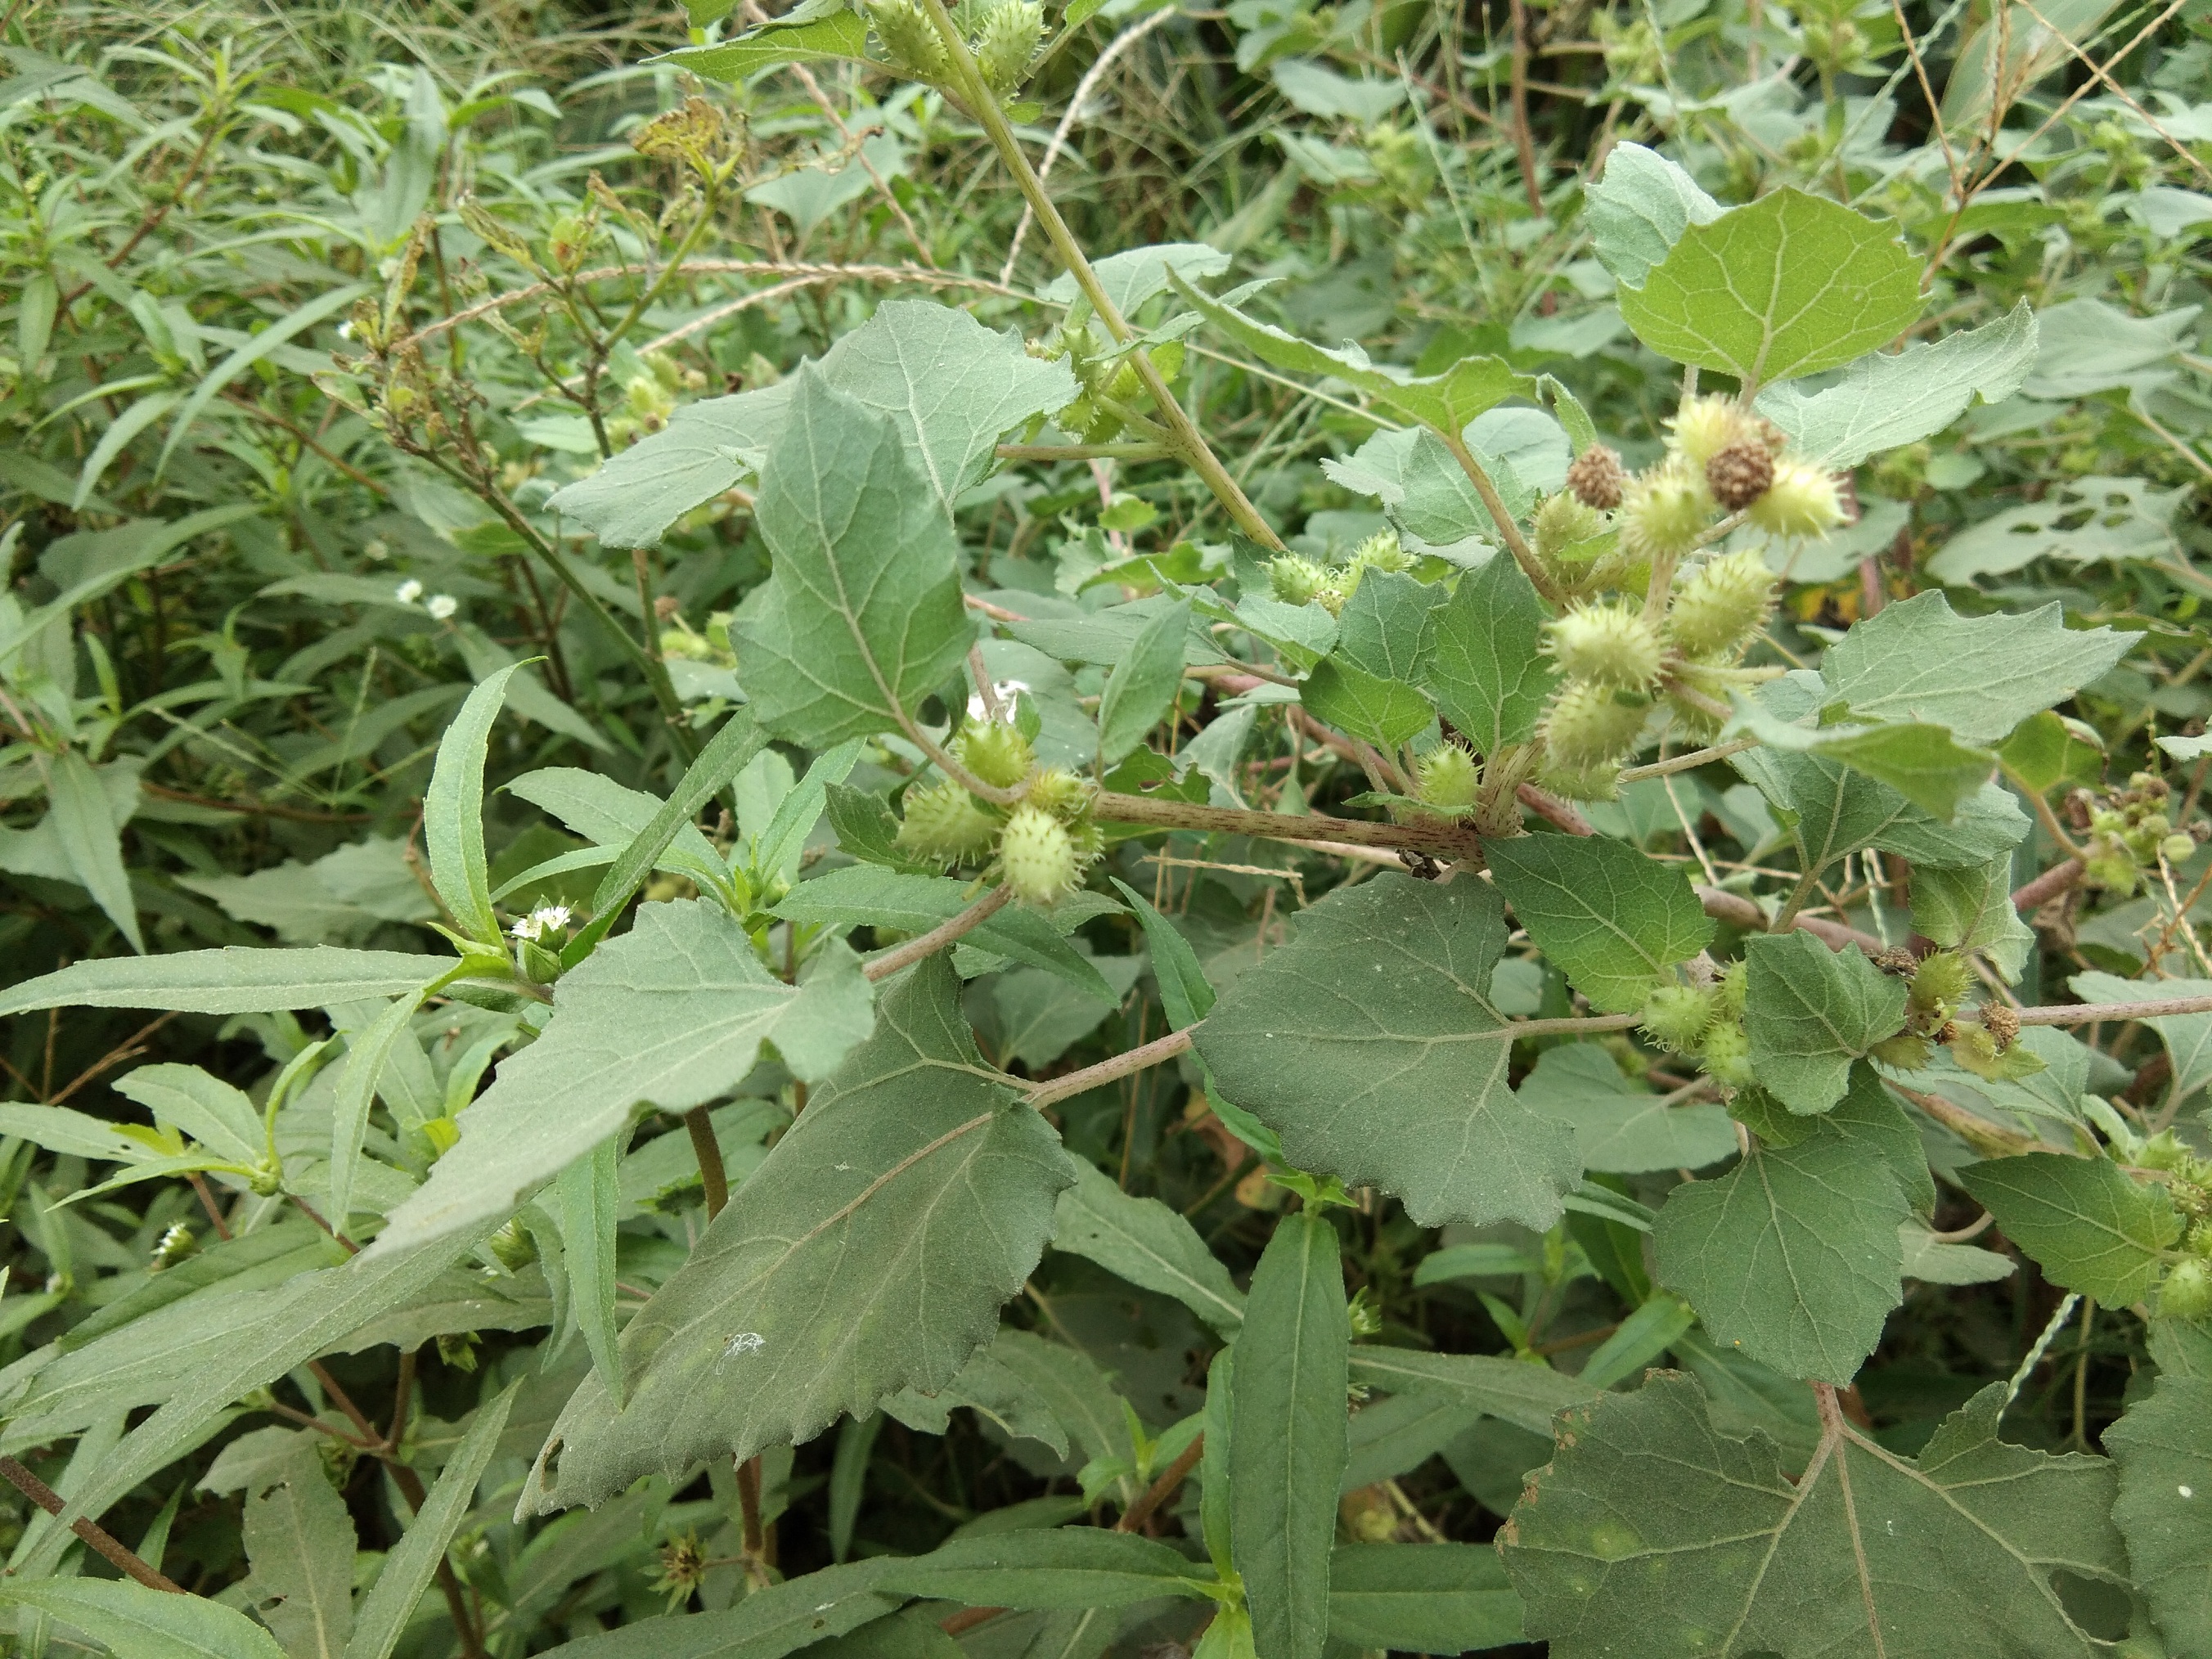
[1195,874,1581,1228]
[1819,592,2133,747]
[2106,1372,2212,1654]
[1957,1152,2180,1306]
[375,900,874,1256]
[1616,189,1924,390]
[1654,1129,1907,1383]
[1743,932,1909,1115]
[1486,832,1713,1014]
[732,366,975,748]
[1425,554,1557,756]
[521,955,1075,1513]
[1500,1373,2127,1659]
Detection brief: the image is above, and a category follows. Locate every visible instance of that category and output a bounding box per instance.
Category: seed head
[1534,492,1605,562]
[1705,438,1775,512]
[974,0,1045,93]
[1641,982,1718,1053]
[865,0,950,80]
[1414,744,1480,812]
[1000,804,1084,906]
[1666,549,1776,659]
[896,780,1000,865]
[953,721,1034,789]
[1565,445,1628,510]
[1541,681,1649,769]
[1270,555,1329,607]
[1619,462,1712,561]
[1668,393,1749,468]
[1546,600,1666,691]
[1747,460,1847,537]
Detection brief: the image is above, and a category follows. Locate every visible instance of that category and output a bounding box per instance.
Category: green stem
[912,0,1284,551]
[1093,789,1481,857]
[1440,429,1561,606]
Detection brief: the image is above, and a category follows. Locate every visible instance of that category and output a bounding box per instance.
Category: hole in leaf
[2049,1570,2129,1640]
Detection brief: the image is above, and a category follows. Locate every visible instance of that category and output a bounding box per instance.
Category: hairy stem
[913,0,1283,550]
[1093,789,1481,857]
[1440,429,1560,605]
[865,884,1015,982]
[1027,1027,1196,1110]
[0,1455,184,1594]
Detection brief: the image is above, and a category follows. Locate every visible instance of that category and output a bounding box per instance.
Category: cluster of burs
[894,722,1105,906]
[1276,394,1849,805]
[863,0,1046,93]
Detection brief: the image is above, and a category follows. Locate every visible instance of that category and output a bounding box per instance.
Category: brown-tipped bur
[1566,445,1627,510]
[1705,439,1775,512]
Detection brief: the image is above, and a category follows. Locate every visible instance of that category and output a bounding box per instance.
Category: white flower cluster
[510,904,573,942]
[393,579,458,620]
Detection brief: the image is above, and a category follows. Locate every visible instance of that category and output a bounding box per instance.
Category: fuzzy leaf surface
[1423,552,1557,756]
[243,1440,357,1659]
[730,366,974,747]
[0,1580,286,1659]
[374,900,873,1256]
[1515,1044,1738,1174]
[1486,833,1712,1014]
[521,956,1076,1512]
[1956,1153,2179,1306]
[1758,300,2039,467]
[1232,1212,1349,1659]
[0,947,444,1018]
[1195,874,1580,1229]
[1743,933,1909,1116]
[1818,592,2132,745]
[1616,189,1923,389]
[1347,1345,1596,1437]
[2106,1372,2212,1653]
[1499,1373,2127,1659]
[1653,1131,1907,1383]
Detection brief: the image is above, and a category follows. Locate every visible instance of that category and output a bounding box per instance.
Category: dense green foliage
[5,0,2212,1651]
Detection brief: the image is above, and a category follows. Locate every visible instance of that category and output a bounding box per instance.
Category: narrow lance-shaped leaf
[874,1530,1212,1610]
[0,1580,286,1659]
[346,1381,520,1659]
[555,1132,624,1405]
[1051,1159,1244,1333]
[423,663,521,947]
[243,1439,357,1659]
[521,955,1077,1514]
[1096,598,1190,766]
[0,947,457,1019]
[1327,1544,1523,1655]
[1231,1211,1349,1659]
[330,989,429,1233]
[47,749,144,953]
[1499,1373,2127,1659]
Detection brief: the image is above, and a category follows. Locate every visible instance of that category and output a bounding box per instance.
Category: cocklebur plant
[9,10,2212,1657]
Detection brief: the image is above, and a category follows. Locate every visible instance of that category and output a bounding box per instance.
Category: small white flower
[362,537,389,562]
[529,904,572,933]
[510,916,542,942]
[337,319,355,341]
[425,593,458,621]
[394,578,424,605]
